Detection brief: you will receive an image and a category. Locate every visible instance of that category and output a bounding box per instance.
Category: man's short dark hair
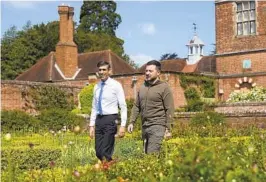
[146,60,161,71]
[97,60,111,69]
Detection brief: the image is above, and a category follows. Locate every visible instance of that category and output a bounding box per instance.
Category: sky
[1,0,216,66]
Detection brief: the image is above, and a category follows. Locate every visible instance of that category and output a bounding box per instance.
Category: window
[236,1,256,36]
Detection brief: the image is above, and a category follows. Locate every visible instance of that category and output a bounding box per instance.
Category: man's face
[145,65,160,82]
[97,65,110,81]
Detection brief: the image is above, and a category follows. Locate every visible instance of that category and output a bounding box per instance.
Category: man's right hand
[127,123,134,133]
[89,126,95,139]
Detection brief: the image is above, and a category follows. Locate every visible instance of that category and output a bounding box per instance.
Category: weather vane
[193,23,197,35]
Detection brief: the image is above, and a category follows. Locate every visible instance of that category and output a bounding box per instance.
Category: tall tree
[1,21,59,80]
[77,0,136,68]
[79,0,121,36]
[159,53,179,61]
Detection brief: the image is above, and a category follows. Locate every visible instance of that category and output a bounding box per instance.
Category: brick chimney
[55,5,78,78]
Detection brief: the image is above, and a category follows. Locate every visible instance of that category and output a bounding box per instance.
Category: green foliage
[185,99,204,112]
[184,87,200,100]
[1,21,59,80]
[1,148,61,171]
[79,1,121,36]
[30,85,74,111]
[79,84,95,114]
[1,127,266,181]
[160,52,179,61]
[190,111,225,127]
[1,110,40,133]
[180,74,215,98]
[180,75,215,111]
[38,109,86,131]
[227,86,266,103]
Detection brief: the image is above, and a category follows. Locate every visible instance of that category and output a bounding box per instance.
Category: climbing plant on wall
[179,74,216,112]
[23,85,75,112]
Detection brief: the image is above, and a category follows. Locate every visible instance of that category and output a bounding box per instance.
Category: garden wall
[1,80,82,114]
[175,102,266,127]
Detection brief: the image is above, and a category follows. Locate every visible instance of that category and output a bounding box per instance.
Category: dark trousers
[95,114,118,161]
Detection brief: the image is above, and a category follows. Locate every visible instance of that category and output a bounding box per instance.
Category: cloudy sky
[1,0,215,66]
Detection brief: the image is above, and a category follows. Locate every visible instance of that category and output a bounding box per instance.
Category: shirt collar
[100,77,111,85]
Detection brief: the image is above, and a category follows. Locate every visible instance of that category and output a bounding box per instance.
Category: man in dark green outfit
[128,60,174,154]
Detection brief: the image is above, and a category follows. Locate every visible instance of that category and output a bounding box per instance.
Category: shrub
[1,148,61,170]
[79,84,95,114]
[227,86,266,103]
[38,109,86,131]
[1,110,40,132]
[30,85,74,111]
[185,100,204,112]
[190,111,225,127]
[184,87,200,100]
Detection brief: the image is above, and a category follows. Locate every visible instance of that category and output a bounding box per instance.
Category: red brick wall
[218,75,266,101]
[1,74,188,112]
[216,52,266,74]
[1,84,22,110]
[215,1,266,54]
[1,81,82,113]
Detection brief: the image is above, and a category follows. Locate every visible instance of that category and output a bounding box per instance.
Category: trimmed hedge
[1,148,61,170]
[38,109,86,131]
[1,110,40,133]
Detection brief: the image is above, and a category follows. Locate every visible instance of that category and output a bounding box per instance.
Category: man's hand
[127,123,134,133]
[89,126,95,139]
[118,126,126,138]
[164,128,172,139]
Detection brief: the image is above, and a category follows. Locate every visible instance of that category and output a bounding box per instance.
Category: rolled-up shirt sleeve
[89,85,97,127]
[116,83,127,127]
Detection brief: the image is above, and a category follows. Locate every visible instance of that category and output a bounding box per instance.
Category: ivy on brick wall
[180,74,215,112]
[23,85,74,111]
[180,74,215,98]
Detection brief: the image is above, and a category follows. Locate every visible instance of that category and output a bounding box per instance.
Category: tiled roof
[195,56,216,73]
[16,50,136,82]
[137,58,187,73]
[16,52,63,82]
[136,56,216,74]
[182,56,216,73]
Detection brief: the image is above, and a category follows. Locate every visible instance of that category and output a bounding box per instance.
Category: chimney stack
[55,5,78,78]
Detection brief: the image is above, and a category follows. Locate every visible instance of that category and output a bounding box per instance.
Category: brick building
[215,0,266,100]
[2,1,266,112]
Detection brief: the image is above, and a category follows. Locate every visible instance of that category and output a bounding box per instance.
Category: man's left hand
[164,129,172,139]
[118,126,126,138]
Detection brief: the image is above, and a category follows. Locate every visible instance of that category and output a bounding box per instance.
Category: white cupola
[186,23,204,65]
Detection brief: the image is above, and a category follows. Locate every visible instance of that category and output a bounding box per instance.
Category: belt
[97,113,118,117]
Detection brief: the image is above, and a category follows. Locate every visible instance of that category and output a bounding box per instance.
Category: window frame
[235,1,257,36]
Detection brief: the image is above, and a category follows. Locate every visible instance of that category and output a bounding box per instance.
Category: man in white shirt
[89,60,127,163]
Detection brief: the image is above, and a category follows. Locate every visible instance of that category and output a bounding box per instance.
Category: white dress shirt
[90,77,127,127]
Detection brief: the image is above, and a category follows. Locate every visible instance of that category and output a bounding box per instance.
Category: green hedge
[1,110,40,133]
[1,148,61,170]
[29,85,74,111]
[79,84,95,114]
[38,109,86,131]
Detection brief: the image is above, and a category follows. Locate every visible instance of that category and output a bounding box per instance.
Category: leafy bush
[190,111,225,127]
[1,148,61,170]
[79,84,95,114]
[184,87,200,100]
[180,74,215,98]
[30,85,74,111]
[185,100,204,112]
[1,110,40,132]
[227,86,266,103]
[38,109,86,131]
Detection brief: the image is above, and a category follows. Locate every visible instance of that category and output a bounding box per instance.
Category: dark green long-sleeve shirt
[129,80,175,130]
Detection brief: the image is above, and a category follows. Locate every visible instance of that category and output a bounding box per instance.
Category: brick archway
[234,77,256,91]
